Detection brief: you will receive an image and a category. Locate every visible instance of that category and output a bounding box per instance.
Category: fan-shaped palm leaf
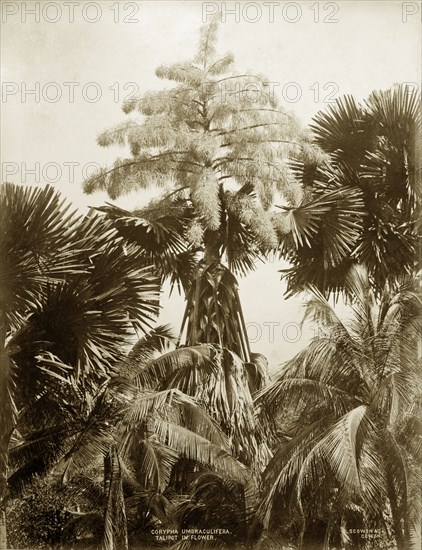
[280,86,421,296]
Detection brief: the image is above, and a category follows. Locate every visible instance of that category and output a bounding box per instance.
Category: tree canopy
[84,17,324,268]
[278,85,421,296]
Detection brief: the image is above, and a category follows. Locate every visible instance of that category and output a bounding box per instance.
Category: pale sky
[1,1,421,370]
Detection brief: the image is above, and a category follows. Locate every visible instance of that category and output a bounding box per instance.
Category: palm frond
[151,419,246,483]
[0,184,81,330]
[134,439,178,492]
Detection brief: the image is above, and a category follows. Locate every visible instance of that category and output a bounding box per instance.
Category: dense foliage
[277,86,421,297]
[1,17,420,550]
[256,266,421,549]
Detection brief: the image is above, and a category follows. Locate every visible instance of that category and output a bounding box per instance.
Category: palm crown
[84,16,324,267]
[278,86,421,296]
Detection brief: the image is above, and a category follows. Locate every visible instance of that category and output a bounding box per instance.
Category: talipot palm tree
[0,183,160,549]
[82,17,323,470]
[276,85,421,297]
[255,265,421,549]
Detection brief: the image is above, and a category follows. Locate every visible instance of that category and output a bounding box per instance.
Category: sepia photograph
[1,1,421,549]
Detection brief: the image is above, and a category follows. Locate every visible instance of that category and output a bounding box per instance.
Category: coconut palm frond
[151,419,246,483]
[134,439,178,493]
[132,345,218,390]
[258,266,421,546]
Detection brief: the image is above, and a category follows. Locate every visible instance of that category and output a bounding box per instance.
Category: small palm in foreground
[48,327,248,550]
[255,266,421,549]
[173,472,258,550]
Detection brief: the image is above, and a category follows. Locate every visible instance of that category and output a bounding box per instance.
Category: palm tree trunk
[102,446,128,550]
[386,473,405,550]
[176,229,267,470]
[0,511,6,550]
[180,230,251,362]
[203,229,221,264]
[0,457,8,550]
[0,324,12,550]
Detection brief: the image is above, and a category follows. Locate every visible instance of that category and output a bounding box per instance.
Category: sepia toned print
[1,2,421,549]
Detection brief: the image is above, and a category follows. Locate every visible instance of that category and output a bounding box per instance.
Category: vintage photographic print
[1,1,421,549]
